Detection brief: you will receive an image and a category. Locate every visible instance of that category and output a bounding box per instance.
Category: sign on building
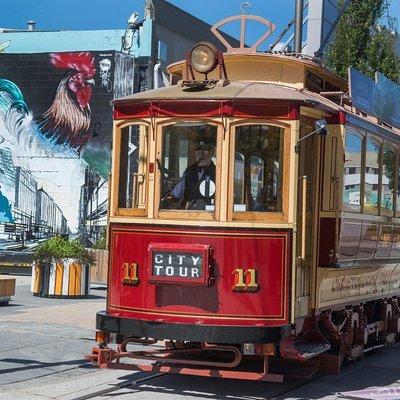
[349,67,400,130]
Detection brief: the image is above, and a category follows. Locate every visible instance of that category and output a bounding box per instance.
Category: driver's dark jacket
[182,162,216,204]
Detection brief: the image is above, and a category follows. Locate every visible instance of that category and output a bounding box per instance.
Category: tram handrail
[132,173,145,209]
[132,173,139,209]
[301,175,307,260]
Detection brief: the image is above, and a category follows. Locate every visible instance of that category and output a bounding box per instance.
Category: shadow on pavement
[0,357,89,376]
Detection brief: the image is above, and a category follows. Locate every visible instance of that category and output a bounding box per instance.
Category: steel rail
[270,373,321,400]
[70,369,319,400]
[68,372,165,400]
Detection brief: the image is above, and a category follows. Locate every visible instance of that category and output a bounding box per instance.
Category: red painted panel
[107,224,290,327]
[233,103,291,119]
[153,102,221,117]
[318,217,336,266]
[288,105,300,120]
[339,111,347,125]
[114,104,150,119]
[221,101,234,117]
[113,101,298,120]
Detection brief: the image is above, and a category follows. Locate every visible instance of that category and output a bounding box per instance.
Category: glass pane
[233,125,283,212]
[343,131,362,212]
[391,225,400,259]
[375,224,393,259]
[118,125,146,209]
[356,222,378,261]
[364,137,380,213]
[160,123,217,211]
[381,145,395,213]
[337,220,362,265]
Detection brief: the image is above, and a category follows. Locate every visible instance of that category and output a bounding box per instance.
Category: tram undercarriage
[87,295,400,381]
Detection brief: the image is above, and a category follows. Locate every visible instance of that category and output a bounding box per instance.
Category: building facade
[0,0,235,258]
[270,0,341,57]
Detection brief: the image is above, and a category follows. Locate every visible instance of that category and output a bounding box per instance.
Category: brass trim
[108,304,286,320]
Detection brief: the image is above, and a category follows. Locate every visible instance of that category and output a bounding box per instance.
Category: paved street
[1,275,400,399]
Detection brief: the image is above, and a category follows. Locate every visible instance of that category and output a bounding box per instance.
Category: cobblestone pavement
[2,275,400,399]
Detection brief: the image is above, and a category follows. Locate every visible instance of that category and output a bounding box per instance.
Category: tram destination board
[148,243,210,285]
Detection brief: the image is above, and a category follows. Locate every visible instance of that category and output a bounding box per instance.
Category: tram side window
[364,137,381,213]
[381,145,396,214]
[343,131,362,212]
[233,125,283,212]
[118,124,147,209]
[159,123,217,211]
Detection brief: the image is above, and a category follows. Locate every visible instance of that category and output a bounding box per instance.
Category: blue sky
[0,0,298,31]
[1,0,399,47]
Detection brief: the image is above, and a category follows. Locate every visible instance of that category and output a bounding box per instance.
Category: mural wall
[0,51,134,257]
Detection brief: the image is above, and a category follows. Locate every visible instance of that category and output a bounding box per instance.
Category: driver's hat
[194,135,215,150]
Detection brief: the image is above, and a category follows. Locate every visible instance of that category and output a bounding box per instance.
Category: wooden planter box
[31,259,89,298]
[0,276,16,304]
[90,249,109,287]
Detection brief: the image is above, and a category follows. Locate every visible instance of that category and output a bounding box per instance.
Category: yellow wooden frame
[111,119,151,218]
[363,135,382,216]
[227,119,292,223]
[154,118,224,221]
[380,142,397,217]
[342,126,364,214]
[110,116,297,228]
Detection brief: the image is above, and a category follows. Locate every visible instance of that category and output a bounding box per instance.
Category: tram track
[68,369,321,400]
[68,372,166,400]
[271,374,322,400]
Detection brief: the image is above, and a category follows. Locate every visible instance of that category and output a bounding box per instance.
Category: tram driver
[163,135,216,210]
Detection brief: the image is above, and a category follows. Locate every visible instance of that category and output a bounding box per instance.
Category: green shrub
[93,233,106,250]
[34,236,96,266]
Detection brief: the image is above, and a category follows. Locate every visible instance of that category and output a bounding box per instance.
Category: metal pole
[294,0,304,53]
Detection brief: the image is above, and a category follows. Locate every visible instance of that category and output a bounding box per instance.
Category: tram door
[295,120,320,317]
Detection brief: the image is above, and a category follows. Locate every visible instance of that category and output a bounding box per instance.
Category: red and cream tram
[87,14,400,381]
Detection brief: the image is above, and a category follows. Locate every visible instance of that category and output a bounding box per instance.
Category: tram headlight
[190,42,218,74]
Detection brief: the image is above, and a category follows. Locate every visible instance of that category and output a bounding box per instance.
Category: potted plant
[32,236,95,298]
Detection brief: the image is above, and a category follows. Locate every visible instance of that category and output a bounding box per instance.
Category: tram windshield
[160,123,217,211]
[233,125,283,212]
[118,124,148,210]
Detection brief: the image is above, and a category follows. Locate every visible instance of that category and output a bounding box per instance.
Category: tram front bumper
[96,310,289,344]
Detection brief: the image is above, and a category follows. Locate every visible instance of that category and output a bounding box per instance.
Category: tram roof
[112,81,339,111]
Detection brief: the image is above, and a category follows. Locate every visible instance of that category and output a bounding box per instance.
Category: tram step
[293,340,331,360]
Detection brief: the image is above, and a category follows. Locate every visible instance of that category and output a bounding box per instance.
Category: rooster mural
[0,52,97,231]
[36,52,96,152]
